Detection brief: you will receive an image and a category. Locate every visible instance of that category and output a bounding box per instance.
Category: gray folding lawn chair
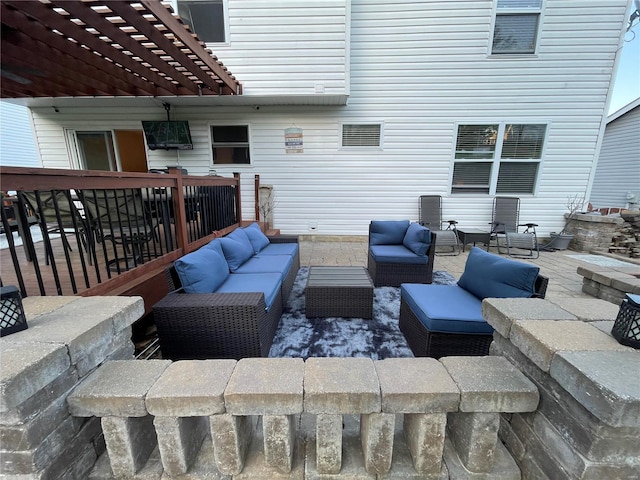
[489,196,539,258]
[419,195,460,255]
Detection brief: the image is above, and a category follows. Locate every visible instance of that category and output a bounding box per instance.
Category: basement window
[341,124,382,148]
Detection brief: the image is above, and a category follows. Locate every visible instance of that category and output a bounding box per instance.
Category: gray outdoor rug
[268,266,457,359]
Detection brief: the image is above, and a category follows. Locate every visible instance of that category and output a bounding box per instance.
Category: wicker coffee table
[305,266,374,319]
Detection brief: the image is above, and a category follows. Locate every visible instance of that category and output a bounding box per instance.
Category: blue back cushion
[174,243,230,293]
[243,222,271,253]
[458,247,539,300]
[402,223,431,256]
[219,228,255,272]
[369,220,410,245]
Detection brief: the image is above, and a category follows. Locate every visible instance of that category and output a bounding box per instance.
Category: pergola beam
[0,0,242,99]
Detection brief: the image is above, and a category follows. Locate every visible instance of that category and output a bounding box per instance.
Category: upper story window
[341,124,382,148]
[177,0,226,43]
[451,123,547,195]
[211,125,250,165]
[491,0,542,54]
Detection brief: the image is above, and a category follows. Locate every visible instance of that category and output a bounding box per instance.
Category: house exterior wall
[589,102,640,209]
[28,0,630,236]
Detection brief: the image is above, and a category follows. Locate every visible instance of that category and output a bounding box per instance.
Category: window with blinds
[341,124,382,147]
[492,0,542,54]
[452,123,546,195]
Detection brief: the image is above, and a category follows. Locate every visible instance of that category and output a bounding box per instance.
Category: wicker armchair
[367,227,437,287]
[399,273,548,359]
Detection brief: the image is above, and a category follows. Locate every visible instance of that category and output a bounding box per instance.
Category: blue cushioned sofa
[153,223,299,360]
[367,220,437,287]
[399,247,548,358]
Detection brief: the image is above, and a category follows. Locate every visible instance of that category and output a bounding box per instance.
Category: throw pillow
[174,246,230,294]
[243,222,271,253]
[402,222,431,256]
[458,247,539,299]
[369,220,410,245]
[219,227,255,272]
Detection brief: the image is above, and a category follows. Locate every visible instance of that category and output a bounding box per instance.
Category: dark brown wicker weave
[154,235,299,360]
[399,274,549,358]
[305,266,374,318]
[367,231,437,287]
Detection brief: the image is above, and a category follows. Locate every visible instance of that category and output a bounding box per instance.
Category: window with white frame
[177,0,226,43]
[341,124,382,147]
[451,123,546,194]
[211,125,250,165]
[491,0,542,54]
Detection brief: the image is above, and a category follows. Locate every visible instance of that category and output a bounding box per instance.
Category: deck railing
[0,166,243,308]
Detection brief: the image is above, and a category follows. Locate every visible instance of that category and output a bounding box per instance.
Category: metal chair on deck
[80,189,158,272]
[419,195,460,255]
[20,190,94,265]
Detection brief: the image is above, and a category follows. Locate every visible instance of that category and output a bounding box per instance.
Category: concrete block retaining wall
[0,296,143,479]
[2,295,639,479]
[483,298,640,480]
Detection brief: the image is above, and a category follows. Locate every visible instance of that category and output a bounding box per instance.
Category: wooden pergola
[0,0,242,99]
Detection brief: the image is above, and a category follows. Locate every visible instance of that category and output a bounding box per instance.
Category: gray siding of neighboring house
[0,102,40,168]
[590,102,640,209]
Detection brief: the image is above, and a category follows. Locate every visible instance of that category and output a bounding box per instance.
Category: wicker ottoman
[305,266,374,319]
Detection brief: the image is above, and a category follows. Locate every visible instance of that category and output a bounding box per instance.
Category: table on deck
[456,228,491,252]
[305,266,375,319]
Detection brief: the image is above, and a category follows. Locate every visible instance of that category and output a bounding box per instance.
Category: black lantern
[0,286,28,337]
[611,293,640,349]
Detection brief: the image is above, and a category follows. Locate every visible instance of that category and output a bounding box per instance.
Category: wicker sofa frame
[367,231,437,287]
[399,274,548,358]
[153,235,299,360]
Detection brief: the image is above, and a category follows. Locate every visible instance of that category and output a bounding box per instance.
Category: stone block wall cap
[374,358,460,413]
[146,359,237,416]
[303,357,380,414]
[67,360,171,417]
[225,358,304,415]
[440,356,539,413]
[510,320,632,372]
[549,351,640,428]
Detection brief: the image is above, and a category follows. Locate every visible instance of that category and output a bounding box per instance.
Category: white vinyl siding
[28,0,629,237]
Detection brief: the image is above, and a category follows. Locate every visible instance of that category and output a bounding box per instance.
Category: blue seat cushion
[243,222,271,253]
[174,244,230,294]
[403,222,431,256]
[219,228,255,272]
[234,254,293,282]
[258,242,299,257]
[217,273,282,311]
[369,245,428,265]
[401,284,493,335]
[458,247,539,300]
[369,220,410,245]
